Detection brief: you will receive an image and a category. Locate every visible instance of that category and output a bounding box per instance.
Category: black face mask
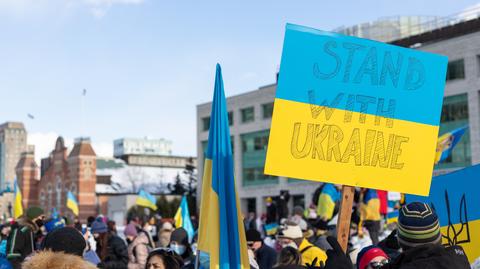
[35,219,44,227]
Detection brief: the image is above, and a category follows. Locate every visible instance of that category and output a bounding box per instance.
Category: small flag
[136,189,158,211]
[197,64,249,269]
[435,126,468,164]
[67,191,79,216]
[316,183,340,220]
[13,179,23,219]
[174,196,195,242]
[264,223,279,236]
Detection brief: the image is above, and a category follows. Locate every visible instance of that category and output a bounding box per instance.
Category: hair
[277,246,302,266]
[96,232,109,261]
[145,249,184,269]
[107,220,117,234]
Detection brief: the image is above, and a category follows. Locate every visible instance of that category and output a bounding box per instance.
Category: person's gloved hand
[305,257,325,269]
[378,229,400,250]
[323,236,353,269]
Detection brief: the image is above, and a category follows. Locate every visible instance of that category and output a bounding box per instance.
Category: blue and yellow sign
[265,24,448,196]
[407,164,480,262]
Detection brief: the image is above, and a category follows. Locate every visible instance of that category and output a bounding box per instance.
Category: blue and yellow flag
[67,191,79,216]
[13,179,23,219]
[136,189,158,211]
[407,164,480,262]
[316,183,339,220]
[434,126,468,164]
[360,189,381,221]
[174,196,195,242]
[198,64,249,269]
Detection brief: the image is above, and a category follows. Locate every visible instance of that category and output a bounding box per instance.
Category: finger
[326,236,344,253]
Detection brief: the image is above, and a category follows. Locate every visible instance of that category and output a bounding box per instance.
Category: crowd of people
[0,184,475,269]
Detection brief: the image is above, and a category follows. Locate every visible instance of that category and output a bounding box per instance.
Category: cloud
[0,0,145,18]
[27,132,113,165]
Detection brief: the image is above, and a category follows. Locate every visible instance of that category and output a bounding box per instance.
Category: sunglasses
[369,259,389,269]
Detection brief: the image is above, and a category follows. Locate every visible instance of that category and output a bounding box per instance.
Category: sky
[1,0,479,162]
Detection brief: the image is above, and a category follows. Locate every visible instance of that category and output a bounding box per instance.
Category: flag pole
[336,185,355,253]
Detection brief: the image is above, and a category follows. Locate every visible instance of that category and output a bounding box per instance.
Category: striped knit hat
[397,202,441,249]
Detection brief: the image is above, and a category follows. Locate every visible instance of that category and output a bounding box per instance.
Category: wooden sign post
[336,185,355,253]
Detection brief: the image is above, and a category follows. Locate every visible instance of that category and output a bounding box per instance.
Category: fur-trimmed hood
[16,216,39,233]
[22,251,97,269]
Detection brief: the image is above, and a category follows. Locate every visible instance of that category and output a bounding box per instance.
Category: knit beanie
[356,245,388,269]
[246,229,262,242]
[124,223,138,237]
[26,206,44,220]
[41,227,87,257]
[171,227,189,246]
[90,219,108,234]
[397,202,441,249]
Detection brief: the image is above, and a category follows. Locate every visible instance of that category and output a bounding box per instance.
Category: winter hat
[124,223,138,237]
[90,219,108,234]
[293,206,304,216]
[397,202,441,249]
[171,227,189,246]
[277,224,303,240]
[26,206,44,220]
[41,227,87,257]
[356,245,388,269]
[246,229,262,242]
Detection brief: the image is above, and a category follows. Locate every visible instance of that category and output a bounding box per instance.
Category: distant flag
[435,126,468,164]
[264,223,279,236]
[316,183,340,220]
[13,179,23,219]
[197,64,249,269]
[136,189,158,211]
[27,114,34,120]
[66,191,79,216]
[174,196,195,242]
[82,89,87,96]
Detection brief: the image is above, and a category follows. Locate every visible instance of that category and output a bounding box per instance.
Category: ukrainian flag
[317,183,339,220]
[136,189,158,211]
[434,126,468,164]
[174,196,195,242]
[13,179,23,219]
[198,64,249,269]
[67,191,79,216]
[361,189,381,221]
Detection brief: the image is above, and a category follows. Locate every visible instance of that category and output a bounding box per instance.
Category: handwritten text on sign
[264,24,447,196]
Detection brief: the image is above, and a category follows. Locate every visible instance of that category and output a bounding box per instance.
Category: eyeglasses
[369,259,389,269]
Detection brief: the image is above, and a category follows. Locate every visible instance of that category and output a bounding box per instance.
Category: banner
[407,164,480,262]
[265,23,448,195]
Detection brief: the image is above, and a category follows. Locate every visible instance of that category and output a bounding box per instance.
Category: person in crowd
[245,212,258,231]
[22,226,96,269]
[273,246,303,269]
[169,228,194,269]
[246,229,277,269]
[157,222,173,248]
[128,219,156,269]
[145,248,184,269]
[74,218,82,232]
[266,197,278,225]
[107,220,117,235]
[87,216,96,228]
[277,191,290,221]
[124,223,138,245]
[0,224,11,257]
[289,206,307,232]
[276,222,327,267]
[359,189,382,245]
[316,184,340,230]
[6,206,45,269]
[91,218,129,269]
[356,245,389,269]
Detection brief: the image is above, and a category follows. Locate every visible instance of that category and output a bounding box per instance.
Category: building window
[436,93,471,169]
[202,117,210,131]
[241,130,277,186]
[262,103,274,119]
[241,107,255,123]
[446,59,465,81]
[228,111,234,126]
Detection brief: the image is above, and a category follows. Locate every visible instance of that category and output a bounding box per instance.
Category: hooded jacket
[127,231,154,269]
[382,244,470,269]
[22,251,97,269]
[7,217,39,269]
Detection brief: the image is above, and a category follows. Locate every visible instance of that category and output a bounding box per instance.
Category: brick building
[16,136,97,220]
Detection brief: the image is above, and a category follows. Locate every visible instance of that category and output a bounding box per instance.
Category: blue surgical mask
[171,244,186,256]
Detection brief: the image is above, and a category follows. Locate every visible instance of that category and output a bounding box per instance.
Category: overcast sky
[1,0,479,162]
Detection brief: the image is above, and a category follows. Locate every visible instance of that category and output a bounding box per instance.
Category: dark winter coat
[97,234,129,269]
[256,244,277,269]
[6,217,39,269]
[266,203,278,224]
[381,244,470,269]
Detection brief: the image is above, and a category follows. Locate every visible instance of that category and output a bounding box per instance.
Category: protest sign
[265,23,448,196]
[406,164,480,262]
